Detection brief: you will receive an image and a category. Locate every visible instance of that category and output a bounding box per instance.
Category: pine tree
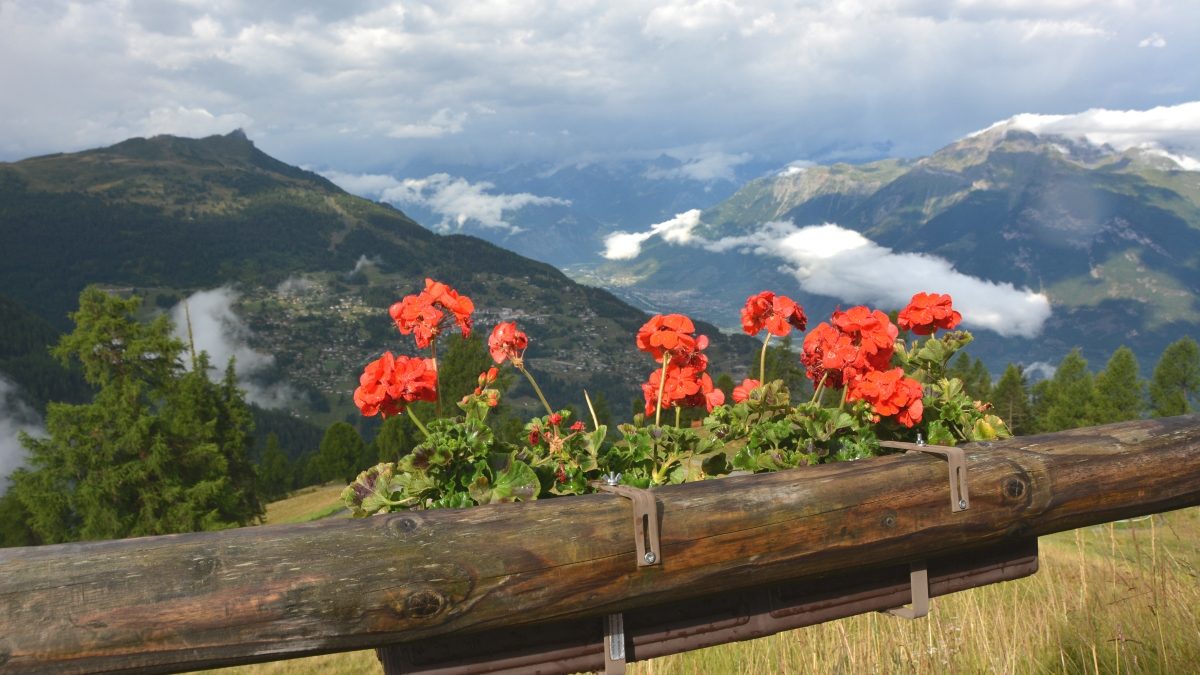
[10,288,263,543]
[372,414,417,463]
[1032,349,1096,433]
[316,422,365,483]
[947,353,993,401]
[1090,346,1145,424]
[1149,337,1200,417]
[990,364,1032,435]
[256,433,295,501]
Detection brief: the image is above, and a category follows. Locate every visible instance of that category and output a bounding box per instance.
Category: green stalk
[654,353,671,428]
[430,335,441,418]
[406,406,430,439]
[675,405,682,429]
[584,389,600,430]
[518,364,554,416]
[759,333,772,385]
[810,372,829,405]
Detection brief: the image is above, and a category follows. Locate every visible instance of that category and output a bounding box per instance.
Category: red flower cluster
[636,314,709,363]
[389,278,475,349]
[641,363,725,417]
[732,378,760,403]
[741,291,807,337]
[638,313,724,416]
[488,322,529,365]
[353,352,438,418]
[801,306,898,388]
[847,368,924,427]
[897,292,961,335]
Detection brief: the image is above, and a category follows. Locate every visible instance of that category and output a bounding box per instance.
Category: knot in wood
[880,510,898,529]
[1004,478,1026,499]
[388,517,419,537]
[405,589,447,620]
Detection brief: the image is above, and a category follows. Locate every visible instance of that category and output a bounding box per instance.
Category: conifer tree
[1032,349,1095,433]
[256,433,294,501]
[316,422,365,483]
[10,288,263,543]
[990,364,1032,435]
[1090,346,1145,424]
[1149,337,1200,417]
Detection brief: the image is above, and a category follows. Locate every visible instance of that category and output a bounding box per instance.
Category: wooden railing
[2,415,1199,674]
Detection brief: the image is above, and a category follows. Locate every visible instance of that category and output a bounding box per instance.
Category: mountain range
[578,121,1200,373]
[0,131,756,427]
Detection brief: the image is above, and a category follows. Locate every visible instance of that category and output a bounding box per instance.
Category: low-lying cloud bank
[604,213,1051,338]
[974,102,1200,170]
[171,288,296,409]
[323,170,568,234]
[0,376,43,496]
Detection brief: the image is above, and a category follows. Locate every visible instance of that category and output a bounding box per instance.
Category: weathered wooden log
[1,415,1198,673]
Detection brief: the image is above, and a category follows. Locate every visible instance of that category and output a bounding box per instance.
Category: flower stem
[654,353,671,428]
[518,364,554,416]
[430,336,441,418]
[810,372,829,405]
[675,405,682,429]
[584,389,600,430]
[407,406,430,438]
[759,334,772,385]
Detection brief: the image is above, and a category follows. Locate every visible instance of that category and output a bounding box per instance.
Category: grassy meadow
[202,491,1200,675]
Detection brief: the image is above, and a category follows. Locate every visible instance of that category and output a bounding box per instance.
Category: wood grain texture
[1,415,1198,673]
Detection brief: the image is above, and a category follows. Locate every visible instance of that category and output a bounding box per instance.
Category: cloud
[350,254,381,275]
[644,150,753,182]
[323,170,569,233]
[606,213,1052,337]
[386,109,468,139]
[603,209,702,259]
[0,376,44,496]
[1138,33,1167,48]
[2,0,1197,169]
[171,288,296,408]
[276,276,319,297]
[974,102,1200,169]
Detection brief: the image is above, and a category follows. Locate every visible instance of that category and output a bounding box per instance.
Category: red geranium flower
[800,322,860,388]
[636,314,708,363]
[488,322,529,365]
[642,362,725,416]
[741,291,808,337]
[846,367,924,427]
[389,278,474,349]
[732,378,761,403]
[897,292,962,335]
[353,352,438,418]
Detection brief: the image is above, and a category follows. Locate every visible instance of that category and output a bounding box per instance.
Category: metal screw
[603,472,621,486]
[958,498,968,510]
[644,552,657,564]
[916,433,926,446]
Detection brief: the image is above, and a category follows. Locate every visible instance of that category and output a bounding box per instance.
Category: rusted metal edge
[589,480,663,568]
[377,538,1038,675]
[880,440,970,512]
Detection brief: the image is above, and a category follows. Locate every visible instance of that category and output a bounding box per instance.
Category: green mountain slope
[0,131,755,421]
[585,127,1200,372]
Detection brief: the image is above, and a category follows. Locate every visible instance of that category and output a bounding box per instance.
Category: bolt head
[644,552,657,564]
[958,498,968,509]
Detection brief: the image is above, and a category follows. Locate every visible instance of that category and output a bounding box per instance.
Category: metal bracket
[880,440,970,512]
[603,612,627,674]
[590,481,662,567]
[884,560,930,620]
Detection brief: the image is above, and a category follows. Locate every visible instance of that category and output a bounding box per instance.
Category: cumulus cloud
[1138,33,1167,48]
[171,288,296,409]
[606,213,1052,337]
[323,170,569,233]
[603,209,702,259]
[974,102,1200,169]
[0,376,43,496]
[2,0,1197,168]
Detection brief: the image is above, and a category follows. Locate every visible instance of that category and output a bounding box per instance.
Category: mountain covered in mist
[582,121,1200,372]
[0,131,755,422]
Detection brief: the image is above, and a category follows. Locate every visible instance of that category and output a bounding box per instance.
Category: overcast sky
[1,0,1197,172]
